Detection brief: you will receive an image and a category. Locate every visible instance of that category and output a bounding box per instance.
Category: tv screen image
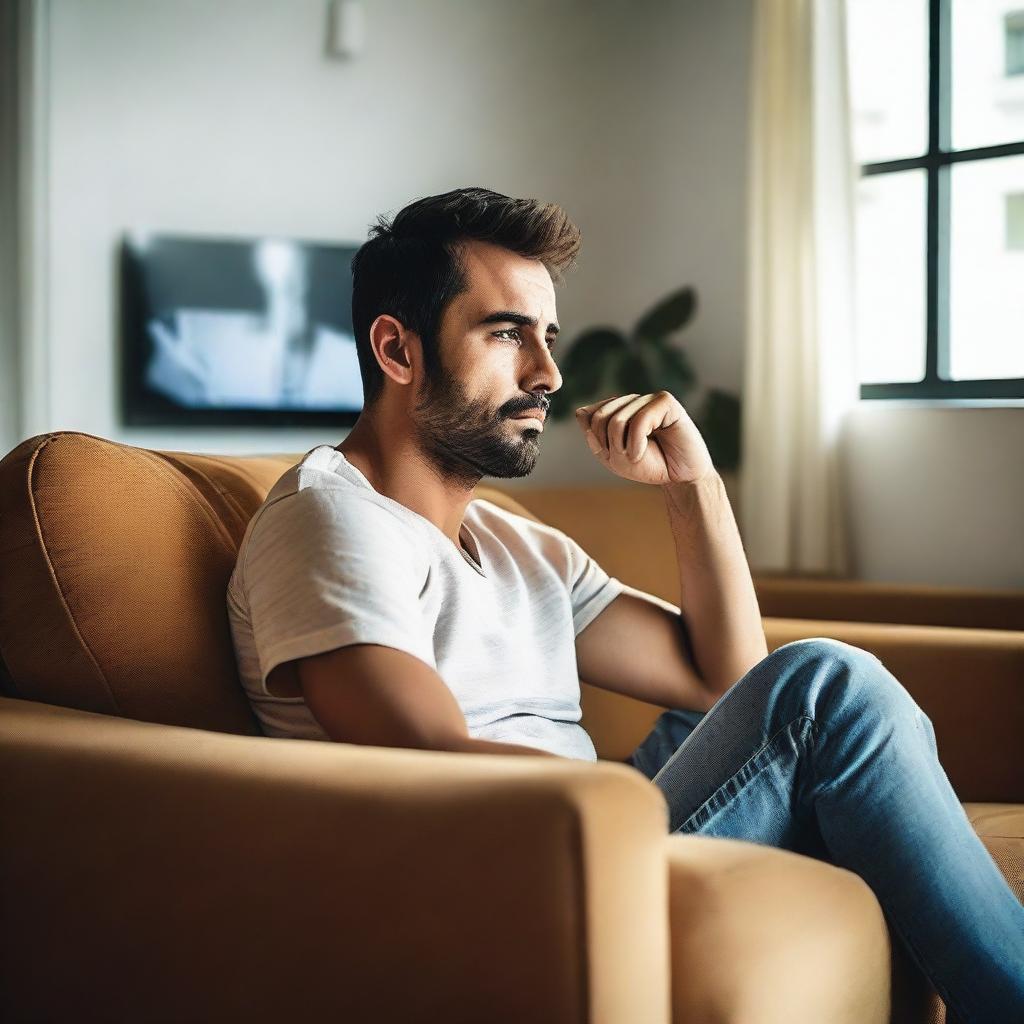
[121,231,363,426]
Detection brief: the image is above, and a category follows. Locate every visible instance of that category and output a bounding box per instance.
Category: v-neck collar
[324,448,487,577]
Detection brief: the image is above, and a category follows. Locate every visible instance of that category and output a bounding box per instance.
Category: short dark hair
[350,186,581,407]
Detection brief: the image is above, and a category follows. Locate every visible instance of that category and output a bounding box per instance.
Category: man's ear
[370,314,419,388]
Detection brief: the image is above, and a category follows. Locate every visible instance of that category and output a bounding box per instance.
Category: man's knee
[775,636,877,667]
[767,638,925,723]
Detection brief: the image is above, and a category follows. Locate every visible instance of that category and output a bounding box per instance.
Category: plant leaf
[633,286,696,340]
[559,327,624,389]
[548,328,626,420]
[698,388,742,472]
[615,348,655,396]
[649,340,697,397]
[547,375,593,421]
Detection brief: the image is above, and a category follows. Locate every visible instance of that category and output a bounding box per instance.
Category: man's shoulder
[238,453,423,564]
[257,476,422,541]
[469,496,561,540]
[468,498,576,571]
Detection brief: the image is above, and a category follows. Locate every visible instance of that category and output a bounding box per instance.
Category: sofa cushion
[964,803,1024,907]
[666,833,891,1023]
[0,432,297,733]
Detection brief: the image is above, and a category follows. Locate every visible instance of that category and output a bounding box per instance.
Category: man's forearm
[443,735,564,758]
[662,471,768,700]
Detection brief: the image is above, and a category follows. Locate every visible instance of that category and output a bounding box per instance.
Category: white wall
[25,0,751,487]
[842,403,1024,588]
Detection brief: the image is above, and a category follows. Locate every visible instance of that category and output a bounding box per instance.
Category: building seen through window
[1006,10,1024,75]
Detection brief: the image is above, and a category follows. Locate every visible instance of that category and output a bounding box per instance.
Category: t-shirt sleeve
[240,489,435,694]
[560,530,626,636]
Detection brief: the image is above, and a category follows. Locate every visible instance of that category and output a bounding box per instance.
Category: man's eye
[494,328,556,351]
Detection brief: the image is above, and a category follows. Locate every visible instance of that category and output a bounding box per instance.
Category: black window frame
[859,0,1024,401]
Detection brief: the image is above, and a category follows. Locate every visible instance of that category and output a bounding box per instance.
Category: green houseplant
[547,286,742,472]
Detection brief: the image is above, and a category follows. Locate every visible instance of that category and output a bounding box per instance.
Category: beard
[410,355,543,489]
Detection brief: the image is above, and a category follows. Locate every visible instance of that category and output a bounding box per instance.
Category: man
[227,187,1023,1020]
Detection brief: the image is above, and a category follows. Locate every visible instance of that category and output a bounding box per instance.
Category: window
[847,0,1024,399]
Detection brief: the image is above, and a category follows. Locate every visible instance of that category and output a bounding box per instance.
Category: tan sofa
[508,483,1024,633]
[1,432,1021,1024]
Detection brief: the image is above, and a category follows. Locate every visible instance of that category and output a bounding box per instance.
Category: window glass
[854,170,928,383]
[848,0,929,163]
[952,1,1024,150]
[949,155,1024,379]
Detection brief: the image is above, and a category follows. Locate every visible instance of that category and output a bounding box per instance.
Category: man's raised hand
[574,392,715,486]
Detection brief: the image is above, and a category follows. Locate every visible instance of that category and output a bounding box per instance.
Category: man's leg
[626,638,1024,1023]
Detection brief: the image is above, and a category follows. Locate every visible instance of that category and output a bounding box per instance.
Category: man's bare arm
[294,643,562,758]
[661,471,768,701]
[445,735,562,758]
[575,393,768,706]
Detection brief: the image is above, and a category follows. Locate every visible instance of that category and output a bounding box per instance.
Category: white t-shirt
[226,445,625,760]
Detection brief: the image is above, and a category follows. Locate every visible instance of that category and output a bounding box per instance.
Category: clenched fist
[575,392,715,486]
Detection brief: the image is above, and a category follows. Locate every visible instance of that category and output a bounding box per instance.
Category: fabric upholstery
[666,835,891,1023]
[1,431,1021,1024]
[0,432,294,733]
[753,575,1024,631]
[506,483,1024,630]
[0,694,672,1024]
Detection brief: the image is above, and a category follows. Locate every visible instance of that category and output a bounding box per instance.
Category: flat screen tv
[120,231,363,427]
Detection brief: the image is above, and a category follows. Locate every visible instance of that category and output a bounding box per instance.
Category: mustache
[507,398,549,417]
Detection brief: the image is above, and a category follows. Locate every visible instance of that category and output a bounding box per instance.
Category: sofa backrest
[0,432,567,739]
[0,433,294,733]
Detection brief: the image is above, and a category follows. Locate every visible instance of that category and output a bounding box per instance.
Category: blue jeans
[625,638,1024,1023]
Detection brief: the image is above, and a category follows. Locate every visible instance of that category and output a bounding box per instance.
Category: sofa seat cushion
[666,834,892,1023]
[963,803,1024,907]
[665,809,1023,1024]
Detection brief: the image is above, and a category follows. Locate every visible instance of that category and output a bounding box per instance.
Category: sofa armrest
[764,618,1024,803]
[0,696,671,1024]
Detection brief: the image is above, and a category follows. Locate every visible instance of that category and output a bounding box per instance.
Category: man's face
[410,239,563,487]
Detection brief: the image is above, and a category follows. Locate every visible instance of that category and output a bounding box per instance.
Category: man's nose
[526,342,562,395]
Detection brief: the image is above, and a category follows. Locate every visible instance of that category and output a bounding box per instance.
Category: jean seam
[672,715,815,834]
[809,717,839,801]
[883,904,969,1023]
[806,723,971,1021]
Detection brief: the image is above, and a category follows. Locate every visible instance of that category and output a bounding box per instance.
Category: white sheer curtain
[740,0,860,576]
